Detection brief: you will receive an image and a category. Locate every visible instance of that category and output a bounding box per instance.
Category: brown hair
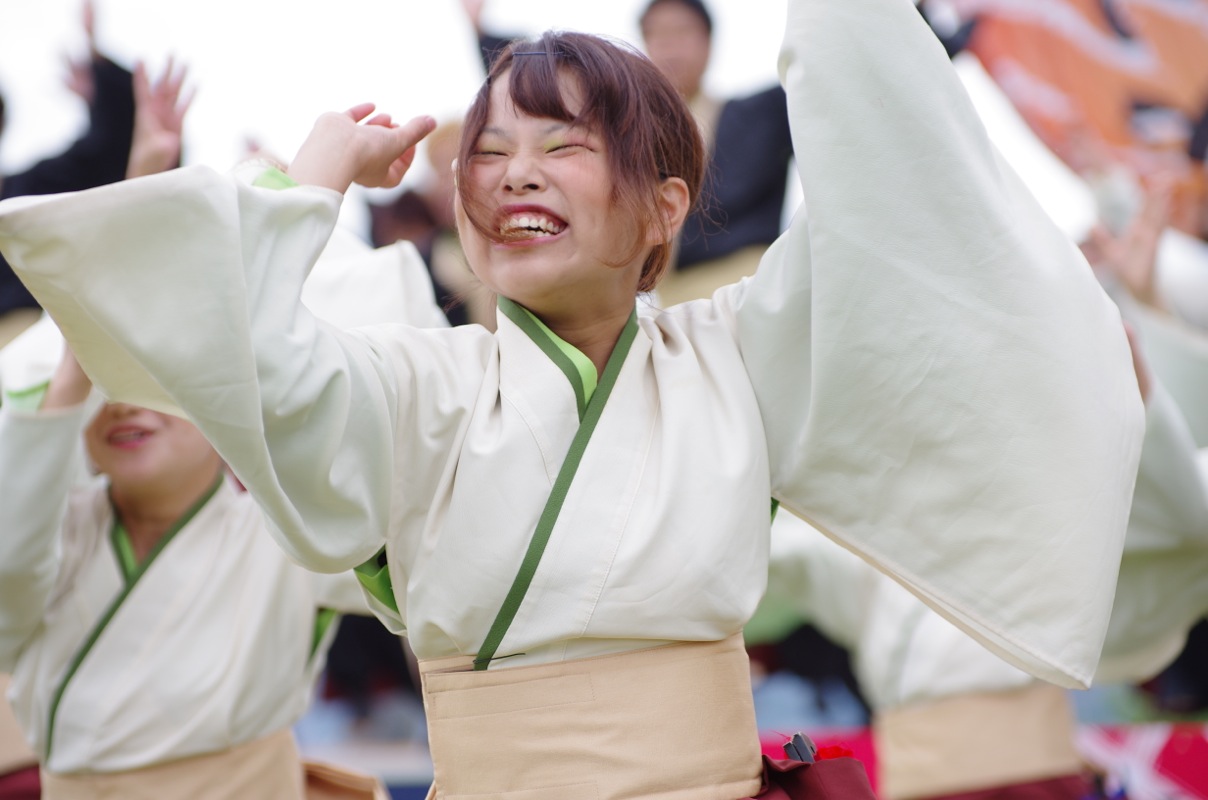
[456,31,706,293]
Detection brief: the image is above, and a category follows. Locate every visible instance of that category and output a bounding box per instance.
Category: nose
[502,153,544,194]
[101,402,139,419]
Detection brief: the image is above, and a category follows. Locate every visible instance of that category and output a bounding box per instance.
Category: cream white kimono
[0,402,369,775]
[766,383,1208,711]
[0,0,1144,689]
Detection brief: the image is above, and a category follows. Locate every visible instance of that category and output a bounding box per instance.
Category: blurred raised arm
[126,58,193,180]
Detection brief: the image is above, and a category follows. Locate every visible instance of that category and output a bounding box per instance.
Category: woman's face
[457,70,647,320]
[85,402,220,495]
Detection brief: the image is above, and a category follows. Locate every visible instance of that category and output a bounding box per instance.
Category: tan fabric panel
[41,729,306,800]
[420,635,763,800]
[875,682,1083,800]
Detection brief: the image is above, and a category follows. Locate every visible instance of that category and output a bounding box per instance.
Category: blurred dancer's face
[86,403,221,495]
[641,2,711,100]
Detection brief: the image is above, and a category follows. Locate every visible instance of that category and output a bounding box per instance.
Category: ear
[451,157,471,239]
[452,183,468,236]
[645,176,691,247]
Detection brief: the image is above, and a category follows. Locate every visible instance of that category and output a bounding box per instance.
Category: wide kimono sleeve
[1095,384,1208,683]
[0,166,487,575]
[0,401,89,670]
[723,0,1146,688]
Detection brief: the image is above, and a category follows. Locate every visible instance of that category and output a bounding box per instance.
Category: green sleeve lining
[354,548,400,615]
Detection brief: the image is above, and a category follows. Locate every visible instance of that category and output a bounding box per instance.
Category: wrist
[41,377,91,410]
[127,141,180,179]
[288,114,361,194]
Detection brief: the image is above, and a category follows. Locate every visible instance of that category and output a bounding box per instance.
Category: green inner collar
[108,472,225,582]
[498,296,615,419]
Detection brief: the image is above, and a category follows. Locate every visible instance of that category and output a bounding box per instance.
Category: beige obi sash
[874,681,1084,800]
[419,634,764,800]
[41,728,308,800]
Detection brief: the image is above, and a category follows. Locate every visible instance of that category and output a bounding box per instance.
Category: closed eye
[469,151,507,163]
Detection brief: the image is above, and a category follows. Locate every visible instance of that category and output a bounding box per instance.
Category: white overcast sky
[0,0,787,180]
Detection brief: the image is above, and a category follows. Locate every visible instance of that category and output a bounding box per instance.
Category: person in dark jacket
[636,0,794,302]
[0,1,134,346]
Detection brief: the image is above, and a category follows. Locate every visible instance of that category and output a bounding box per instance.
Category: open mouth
[498,210,567,242]
[107,427,153,448]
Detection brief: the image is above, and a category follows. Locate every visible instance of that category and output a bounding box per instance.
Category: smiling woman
[452,33,701,356]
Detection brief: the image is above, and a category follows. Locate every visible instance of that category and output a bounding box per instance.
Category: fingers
[394,114,438,153]
[345,106,434,145]
[176,84,199,124]
[61,51,93,101]
[346,103,378,123]
[82,0,97,52]
[137,56,193,131]
[461,0,487,29]
[298,108,435,190]
[381,117,437,186]
[151,55,189,102]
[132,61,150,103]
[365,113,397,128]
[1137,175,1175,230]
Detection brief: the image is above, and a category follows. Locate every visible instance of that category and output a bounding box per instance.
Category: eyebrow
[481,122,574,140]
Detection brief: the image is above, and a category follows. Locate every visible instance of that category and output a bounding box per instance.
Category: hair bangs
[502,35,578,125]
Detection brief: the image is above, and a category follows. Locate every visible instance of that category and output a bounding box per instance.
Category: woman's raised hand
[288,104,437,194]
[127,57,194,179]
[1086,174,1174,311]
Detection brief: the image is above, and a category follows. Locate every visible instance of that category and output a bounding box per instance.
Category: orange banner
[950,0,1208,231]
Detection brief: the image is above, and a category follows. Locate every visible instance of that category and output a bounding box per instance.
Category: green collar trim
[251,166,297,190]
[46,473,225,762]
[110,525,139,583]
[474,306,639,670]
[2,380,50,412]
[497,297,600,420]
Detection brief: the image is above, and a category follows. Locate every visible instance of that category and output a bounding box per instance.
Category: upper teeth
[501,215,564,235]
